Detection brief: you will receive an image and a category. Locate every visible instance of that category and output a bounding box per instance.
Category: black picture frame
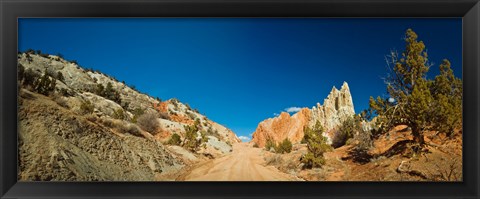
[1,0,479,198]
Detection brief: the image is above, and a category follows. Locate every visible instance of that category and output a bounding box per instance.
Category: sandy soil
[179,143,298,181]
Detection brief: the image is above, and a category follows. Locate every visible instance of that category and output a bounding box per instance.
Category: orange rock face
[153,102,169,113]
[251,82,356,147]
[170,114,194,125]
[251,108,311,147]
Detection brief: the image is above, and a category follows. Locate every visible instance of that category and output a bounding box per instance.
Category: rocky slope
[251,82,355,147]
[18,90,182,181]
[263,125,462,181]
[17,52,240,181]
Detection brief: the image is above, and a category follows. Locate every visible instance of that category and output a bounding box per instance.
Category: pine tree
[301,121,331,168]
[369,29,432,146]
[430,59,462,137]
[369,29,462,147]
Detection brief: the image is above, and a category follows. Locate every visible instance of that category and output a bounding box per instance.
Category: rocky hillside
[17,52,240,181]
[251,82,355,147]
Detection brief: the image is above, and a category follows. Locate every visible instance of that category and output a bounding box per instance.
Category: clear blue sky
[18,18,462,141]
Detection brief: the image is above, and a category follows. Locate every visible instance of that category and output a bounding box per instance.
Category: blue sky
[18,18,462,141]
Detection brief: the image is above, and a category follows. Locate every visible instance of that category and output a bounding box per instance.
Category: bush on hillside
[124,124,142,137]
[158,111,170,120]
[167,133,182,146]
[94,82,122,105]
[348,128,373,164]
[130,107,145,123]
[331,116,362,148]
[80,100,94,114]
[301,121,331,169]
[112,108,126,120]
[265,138,277,152]
[136,112,160,135]
[275,138,293,154]
[33,71,56,96]
[182,124,208,152]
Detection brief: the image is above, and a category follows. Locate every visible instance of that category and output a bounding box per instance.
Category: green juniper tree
[301,121,331,168]
[182,123,207,152]
[430,59,462,137]
[369,29,462,148]
[34,70,57,95]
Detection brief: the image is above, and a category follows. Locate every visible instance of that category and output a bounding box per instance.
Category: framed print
[1,0,479,198]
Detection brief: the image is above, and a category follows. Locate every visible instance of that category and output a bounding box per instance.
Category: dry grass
[137,112,161,135]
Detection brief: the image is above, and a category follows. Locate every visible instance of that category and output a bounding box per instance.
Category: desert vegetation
[368,28,462,152]
[17,27,462,182]
[300,121,332,168]
[255,28,462,181]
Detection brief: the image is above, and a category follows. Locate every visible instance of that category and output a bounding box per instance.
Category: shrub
[99,117,115,128]
[85,114,98,122]
[56,53,64,59]
[170,98,179,107]
[265,138,277,152]
[331,117,360,148]
[186,112,196,120]
[253,143,259,148]
[25,49,35,54]
[131,107,145,123]
[107,82,122,104]
[266,154,283,165]
[301,121,331,169]
[121,101,130,110]
[275,138,293,154]
[94,82,122,105]
[18,63,25,82]
[158,112,170,120]
[136,112,160,135]
[182,124,207,152]
[59,88,73,97]
[56,72,65,83]
[167,133,182,145]
[205,127,220,137]
[33,71,56,95]
[348,128,373,163]
[21,68,39,89]
[112,108,125,120]
[51,93,68,108]
[95,83,105,95]
[301,153,325,168]
[25,53,33,63]
[353,129,373,152]
[125,124,142,137]
[80,100,94,114]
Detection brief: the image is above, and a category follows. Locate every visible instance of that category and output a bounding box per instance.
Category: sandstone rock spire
[251,82,355,147]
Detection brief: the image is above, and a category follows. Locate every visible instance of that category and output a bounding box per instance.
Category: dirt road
[180,143,298,181]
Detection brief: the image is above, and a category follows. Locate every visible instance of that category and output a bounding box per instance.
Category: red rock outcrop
[251,82,355,147]
[251,109,311,147]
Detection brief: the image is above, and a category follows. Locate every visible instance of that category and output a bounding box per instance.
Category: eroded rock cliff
[251,82,355,147]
